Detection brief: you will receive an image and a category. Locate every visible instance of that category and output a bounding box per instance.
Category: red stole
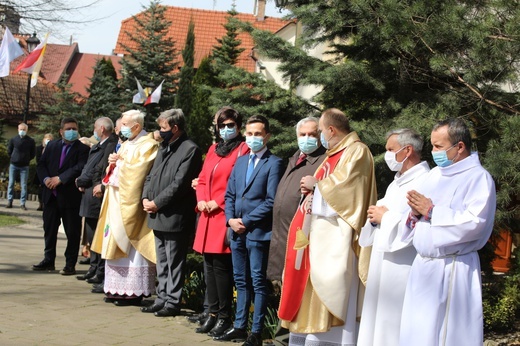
[278,149,345,321]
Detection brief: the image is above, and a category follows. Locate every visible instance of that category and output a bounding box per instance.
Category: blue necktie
[245,154,256,184]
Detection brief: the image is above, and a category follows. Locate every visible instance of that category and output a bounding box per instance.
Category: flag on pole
[144,80,164,106]
[14,33,49,88]
[0,27,24,78]
[132,77,146,103]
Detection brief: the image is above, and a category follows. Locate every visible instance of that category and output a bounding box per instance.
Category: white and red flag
[14,33,49,87]
[144,80,164,106]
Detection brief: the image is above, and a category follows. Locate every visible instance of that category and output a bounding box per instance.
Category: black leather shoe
[76,268,96,280]
[213,327,248,342]
[32,260,55,271]
[187,311,208,324]
[59,266,76,275]
[20,205,27,211]
[79,258,90,265]
[5,201,12,208]
[91,284,104,294]
[242,333,262,346]
[208,318,233,337]
[141,303,164,313]
[92,282,104,290]
[196,314,217,333]
[103,297,114,303]
[154,306,181,317]
[113,297,143,307]
[87,275,103,284]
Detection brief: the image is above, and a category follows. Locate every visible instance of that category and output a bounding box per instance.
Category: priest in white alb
[358,128,430,346]
[401,118,496,346]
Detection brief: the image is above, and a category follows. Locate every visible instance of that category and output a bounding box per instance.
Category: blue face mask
[432,144,457,167]
[245,136,265,152]
[64,130,78,141]
[120,125,133,139]
[298,136,319,154]
[19,130,26,137]
[93,130,101,142]
[320,131,331,150]
[219,127,238,141]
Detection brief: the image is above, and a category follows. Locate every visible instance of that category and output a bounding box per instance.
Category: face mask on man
[384,146,408,172]
[219,127,238,142]
[44,139,50,146]
[320,131,332,150]
[120,125,133,139]
[19,130,26,137]
[64,130,78,141]
[432,143,458,167]
[298,136,319,154]
[93,130,101,142]
[159,130,174,144]
[245,136,264,152]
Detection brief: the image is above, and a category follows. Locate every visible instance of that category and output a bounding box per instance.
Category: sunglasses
[217,123,236,129]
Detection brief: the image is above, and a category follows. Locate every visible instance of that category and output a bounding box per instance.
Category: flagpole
[22,33,40,123]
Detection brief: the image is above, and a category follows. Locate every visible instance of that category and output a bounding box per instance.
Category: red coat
[193,142,249,254]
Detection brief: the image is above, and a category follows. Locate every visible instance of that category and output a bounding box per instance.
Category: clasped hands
[367,205,389,225]
[406,190,433,217]
[197,200,219,214]
[142,198,158,214]
[45,176,61,190]
[228,218,246,234]
[300,175,317,195]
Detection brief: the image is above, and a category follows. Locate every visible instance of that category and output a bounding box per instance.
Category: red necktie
[296,153,307,166]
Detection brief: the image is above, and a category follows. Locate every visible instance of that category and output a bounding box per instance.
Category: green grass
[0,213,24,227]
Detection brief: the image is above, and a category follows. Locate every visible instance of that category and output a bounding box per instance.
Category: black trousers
[84,217,105,277]
[205,253,234,319]
[42,197,81,268]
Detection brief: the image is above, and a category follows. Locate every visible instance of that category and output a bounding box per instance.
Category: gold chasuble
[280,131,377,333]
[91,132,158,263]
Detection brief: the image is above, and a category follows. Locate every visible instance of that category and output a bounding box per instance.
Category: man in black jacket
[141,109,202,317]
[35,117,90,275]
[75,117,118,284]
[6,123,35,210]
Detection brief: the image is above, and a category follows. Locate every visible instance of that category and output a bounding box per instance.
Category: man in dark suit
[34,117,90,275]
[268,117,326,283]
[75,117,118,284]
[217,115,283,346]
[141,109,202,317]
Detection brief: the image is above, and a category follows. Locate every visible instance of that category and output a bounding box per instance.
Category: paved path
[0,199,223,346]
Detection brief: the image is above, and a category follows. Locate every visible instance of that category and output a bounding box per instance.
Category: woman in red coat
[193,107,249,337]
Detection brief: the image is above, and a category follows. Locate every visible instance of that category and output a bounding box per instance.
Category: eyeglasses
[217,123,236,129]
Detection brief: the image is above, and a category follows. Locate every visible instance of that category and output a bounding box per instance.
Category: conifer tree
[188,57,215,153]
[176,19,195,119]
[37,75,84,138]
[248,0,520,230]
[83,58,122,124]
[210,7,315,159]
[119,0,179,130]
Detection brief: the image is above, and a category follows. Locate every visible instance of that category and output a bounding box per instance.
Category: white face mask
[384,146,408,172]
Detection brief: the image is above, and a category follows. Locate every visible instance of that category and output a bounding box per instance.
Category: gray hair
[157,109,186,131]
[295,116,319,135]
[95,117,114,133]
[385,128,424,152]
[122,109,145,127]
[18,122,28,131]
[432,118,472,153]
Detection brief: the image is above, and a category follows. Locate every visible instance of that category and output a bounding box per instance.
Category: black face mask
[159,130,174,144]
[118,132,128,142]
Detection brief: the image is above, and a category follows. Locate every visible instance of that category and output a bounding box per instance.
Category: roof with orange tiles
[66,53,122,97]
[114,6,292,72]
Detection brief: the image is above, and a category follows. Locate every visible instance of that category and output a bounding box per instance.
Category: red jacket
[193,141,249,254]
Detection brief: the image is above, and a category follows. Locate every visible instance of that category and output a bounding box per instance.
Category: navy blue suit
[225,149,283,334]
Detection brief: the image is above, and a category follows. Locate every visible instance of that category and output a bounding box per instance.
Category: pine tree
[119,0,179,130]
[37,75,85,138]
[176,19,195,119]
[188,57,215,153]
[212,8,245,67]
[82,58,122,124]
[210,8,315,159]
[249,0,520,230]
